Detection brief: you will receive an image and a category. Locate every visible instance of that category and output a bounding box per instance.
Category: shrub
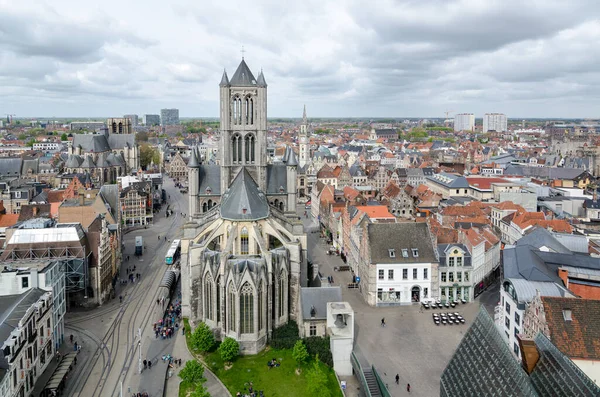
[191,322,215,353]
[271,320,300,349]
[292,340,309,368]
[303,336,333,367]
[179,360,206,385]
[306,354,331,397]
[219,337,239,363]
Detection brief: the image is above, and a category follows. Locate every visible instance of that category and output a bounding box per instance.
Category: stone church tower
[219,59,268,194]
[299,105,309,168]
[182,59,307,355]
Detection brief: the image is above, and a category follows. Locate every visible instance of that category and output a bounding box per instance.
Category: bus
[165,239,181,265]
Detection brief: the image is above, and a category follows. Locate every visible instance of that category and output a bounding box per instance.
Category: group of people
[394,374,411,392]
[131,393,149,397]
[266,358,280,369]
[154,299,183,339]
[236,383,264,397]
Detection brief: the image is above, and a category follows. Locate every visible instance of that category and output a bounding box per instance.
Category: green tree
[18,133,28,140]
[191,322,215,353]
[179,360,206,385]
[218,337,239,363]
[139,144,160,168]
[292,340,309,368]
[61,133,68,141]
[190,386,211,397]
[135,131,149,142]
[306,354,330,397]
[26,139,36,147]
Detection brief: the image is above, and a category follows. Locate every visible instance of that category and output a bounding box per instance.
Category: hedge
[304,336,333,367]
[269,321,333,367]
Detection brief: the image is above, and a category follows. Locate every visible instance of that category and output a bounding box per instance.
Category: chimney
[33,207,39,216]
[80,192,85,206]
[517,334,540,375]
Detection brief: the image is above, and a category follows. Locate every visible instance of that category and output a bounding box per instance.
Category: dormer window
[412,248,419,258]
[388,249,396,258]
[402,249,408,258]
[205,186,212,194]
[279,186,285,193]
[563,309,572,321]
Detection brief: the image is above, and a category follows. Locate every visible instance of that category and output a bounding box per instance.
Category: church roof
[266,164,287,194]
[107,134,135,149]
[188,146,199,168]
[80,155,96,168]
[256,70,267,87]
[198,165,221,196]
[229,59,257,86]
[72,134,111,152]
[220,69,230,87]
[220,168,269,221]
[286,147,298,166]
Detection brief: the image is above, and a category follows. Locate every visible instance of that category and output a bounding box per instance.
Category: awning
[159,269,180,289]
[44,352,78,391]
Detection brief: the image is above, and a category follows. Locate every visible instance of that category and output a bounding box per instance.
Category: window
[449,272,454,282]
[22,277,29,288]
[388,270,394,280]
[514,327,520,338]
[464,272,469,282]
[423,268,428,280]
[505,317,510,329]
[441,288,446,297]
[505,302,511,314]
[401,249,408,258]
[204,277,213,321]
[240,227,249,255]
[449,257,455,267]
[413,268,417,279]
[309,324,317,336]
[457,257,463,266]
[240,283,254,334]
[388,249,395,258]
[378,270,384,280]
[412,249,419,258]
[457,272,462,282]
[402,269,408,280]
[377,288,383,301]
[228,284,236,332]
[441,272,447,282]
[515,312,520,326]
[514,342,520,356]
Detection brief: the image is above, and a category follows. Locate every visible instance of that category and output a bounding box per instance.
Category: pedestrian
[148,360,152,369]
[156,299,159,305]
[70,334,74,343]
[407,383,411,393]
[395,374,399,385]
[381,318,386,327]
[119,295,122,304]
[74,342,78,351]
[143,359,147,369]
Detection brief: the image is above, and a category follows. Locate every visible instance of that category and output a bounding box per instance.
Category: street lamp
[138,328,142,374]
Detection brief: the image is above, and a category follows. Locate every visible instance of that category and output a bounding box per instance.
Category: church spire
[220,69,230,87]
[257,69,267,87]
[302,105,307,124]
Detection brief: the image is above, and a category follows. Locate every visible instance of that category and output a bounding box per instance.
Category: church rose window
[240,282,254,334]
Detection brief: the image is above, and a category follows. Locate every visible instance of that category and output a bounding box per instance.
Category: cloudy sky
[1,0,600,118]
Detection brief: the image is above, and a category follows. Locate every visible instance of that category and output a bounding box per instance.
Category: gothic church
[181,59,307,354]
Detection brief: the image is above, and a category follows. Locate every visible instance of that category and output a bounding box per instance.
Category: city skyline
[2,0,600,118]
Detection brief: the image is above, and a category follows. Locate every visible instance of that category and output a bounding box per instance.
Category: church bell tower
[219,59,268,194]
[299,105,309,168]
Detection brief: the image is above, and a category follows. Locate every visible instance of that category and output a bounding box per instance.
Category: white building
[0,289,54,397]
[0,260,67,350]
[32,142,62,152]
[483,113,508,132]
[454,113,475,132]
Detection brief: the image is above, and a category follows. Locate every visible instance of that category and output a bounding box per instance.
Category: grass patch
[204,348,342,397]
[178,380,195,397]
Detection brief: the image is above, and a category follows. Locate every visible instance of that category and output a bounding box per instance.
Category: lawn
[205,347,343,397]
[179,380,195,397]
[181,319,342,397]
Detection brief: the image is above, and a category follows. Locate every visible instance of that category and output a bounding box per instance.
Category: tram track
[67,181,185,397]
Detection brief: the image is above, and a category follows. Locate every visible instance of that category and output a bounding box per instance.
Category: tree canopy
[292,340,309,368]
[306,354,330,397]
[219,337,239,363]
[191,322,215,353]
[179,360,206,385]
[139,144,160,168]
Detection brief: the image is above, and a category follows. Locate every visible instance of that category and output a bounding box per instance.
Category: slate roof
[99,184,119,221]
[437,244,472,267]
[65,155,83,168]
[266,165,287,194]
[0,288,46,345]
[515,227,572,254]
[300,286,342,320]
[505,278,572,304]
[541,297,600,360]
[0,158,23,176]
[441,307,600,397]
[427,172,470,188]
[503,165,585,180]
[72,134,111,152]
[198,165,221,196]
[256,70,267,87]
[220,69,230,87]
[229,59,257,86]
[367,223,437,264]
[22,159,39,175]
[220,168,269,221]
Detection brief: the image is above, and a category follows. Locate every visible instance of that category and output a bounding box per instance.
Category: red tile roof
[354,205,395,220]
[465,177,509,190]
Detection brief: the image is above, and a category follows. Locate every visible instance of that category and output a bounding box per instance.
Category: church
[181,59,308,354]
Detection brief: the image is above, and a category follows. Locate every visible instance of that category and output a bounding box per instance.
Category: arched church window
[202,203,207,213]
[279,201,284,211]
[251,135,255,163]
[240,227,249,255]
[245,135,251,164]
[216,276,221,323]
[258,281,263,331]
[245,96,249,125]
[228,283,236,333]
[112,122,117,133]
[205,275,213,321]
[250,97,254,125]
[118,122,123,134]
[237,97,242,125]
[240,282,254,334]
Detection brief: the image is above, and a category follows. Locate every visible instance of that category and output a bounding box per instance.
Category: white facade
[483,113,508,132]
[454,113,475,132]
[327,302,354,376]
[32,142,61,151]
[375,262,432,305]
[0,262,66,350]
[0,290,54,397]
[498,284,525,358]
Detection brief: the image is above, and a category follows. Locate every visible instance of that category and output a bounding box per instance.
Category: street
[62,176,188,397]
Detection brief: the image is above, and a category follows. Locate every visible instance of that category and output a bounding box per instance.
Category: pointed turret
[220,69,230,87]
[287,147,298,167]
[257,70,267,87]
[302,104,307,124]
[188,146,199,168]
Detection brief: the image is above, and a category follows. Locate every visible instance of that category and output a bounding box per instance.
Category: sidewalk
[31,340,84,396]
[164,332,231,397]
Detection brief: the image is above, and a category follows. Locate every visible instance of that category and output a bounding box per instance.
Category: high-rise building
[454,113,475,132]
[143,114,160,126]
[124,114,139,126]
[160,108,180,126]
[483,113,507,132]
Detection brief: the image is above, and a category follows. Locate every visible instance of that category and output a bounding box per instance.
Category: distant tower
[188,147,200,216]
[299,105,309,168]
[219,60,268,193]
